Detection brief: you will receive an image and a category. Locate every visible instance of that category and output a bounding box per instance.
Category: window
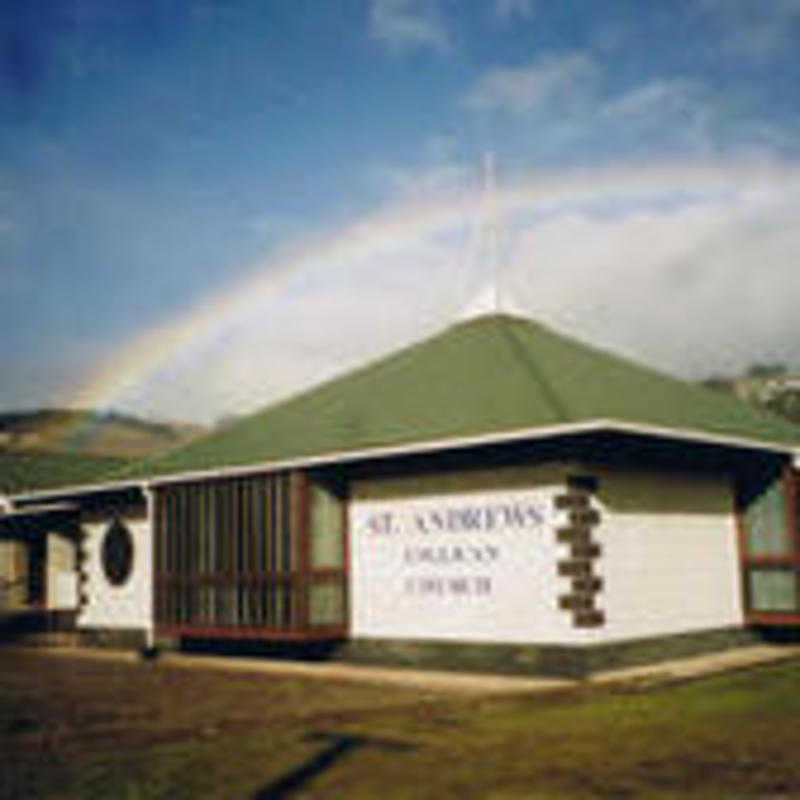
[743,478,790,555]
[310,483,344,569]
[742,468,800,619]
[101,519,134,587]
[748,569,798,612]
[153,472,348,634]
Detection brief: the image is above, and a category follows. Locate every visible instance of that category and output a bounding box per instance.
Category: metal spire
[456,151,520,322]
[482,151,501,314]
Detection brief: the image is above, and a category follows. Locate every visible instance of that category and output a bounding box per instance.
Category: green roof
[0,450,131,495]
[121,313,800,479]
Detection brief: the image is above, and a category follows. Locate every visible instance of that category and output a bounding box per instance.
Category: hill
[700,366,800,426]
[0,409,204,459]
[0,450,131,496]
[0,409,206,495]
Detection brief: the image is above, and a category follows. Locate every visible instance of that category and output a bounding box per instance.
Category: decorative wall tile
[554,476,604,628]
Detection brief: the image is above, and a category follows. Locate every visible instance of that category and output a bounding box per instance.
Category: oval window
[101,519,134,586]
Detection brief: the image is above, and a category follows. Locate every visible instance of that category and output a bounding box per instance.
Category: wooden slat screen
[742,467,800,623]
[153,471,348,634]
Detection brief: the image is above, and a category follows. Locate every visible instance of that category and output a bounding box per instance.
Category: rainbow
[66,159,800,428]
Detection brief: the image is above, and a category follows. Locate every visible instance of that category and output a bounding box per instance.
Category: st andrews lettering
[411,501,544,535]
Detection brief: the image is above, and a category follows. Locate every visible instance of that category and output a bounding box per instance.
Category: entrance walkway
[9,643,800,695]
[590,643,800,687]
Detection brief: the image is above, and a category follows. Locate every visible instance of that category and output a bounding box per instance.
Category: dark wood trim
[742,554,800,567]
[342,483,350,635]
[153,568,345,585]
[734,492,750,615]
[738,464,800,621]
[152,471,347,633]
[787,466,800,555]
[745,611,800,626]
[149,488,156,623]
[156,624,347,640]
[296,470,310,629]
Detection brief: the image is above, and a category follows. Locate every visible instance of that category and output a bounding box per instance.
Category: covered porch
[0,503,81,640]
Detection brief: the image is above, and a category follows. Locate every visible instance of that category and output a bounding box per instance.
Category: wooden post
[295,470,310,630]
[785,464,799,556]
[733,492,750,618]
[342,481,350,636]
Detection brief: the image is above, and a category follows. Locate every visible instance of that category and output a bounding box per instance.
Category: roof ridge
[449,310,533,328]
[492,316,572,423]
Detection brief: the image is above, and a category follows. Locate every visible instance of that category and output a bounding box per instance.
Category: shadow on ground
[253,731,416,799]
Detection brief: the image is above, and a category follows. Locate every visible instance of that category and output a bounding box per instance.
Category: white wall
[349,464,745,646]
[350,485,580,644]
[46,533,77,610]
[77,516,152,631]
[70,463,743,643]
[590,468,744,643]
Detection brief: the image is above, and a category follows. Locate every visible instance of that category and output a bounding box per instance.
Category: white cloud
[93,162,800,423]
[491,0,537,25]
[497,167,800,378]
[462,52,599,114]
[369,0,450,53]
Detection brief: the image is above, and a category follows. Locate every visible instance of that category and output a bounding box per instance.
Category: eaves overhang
[0,501,77,517]
[7,417,798,502]
[0,501,79,539]
[10,482,147,509]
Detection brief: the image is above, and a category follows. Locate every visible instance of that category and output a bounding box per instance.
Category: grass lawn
[2,649,800,799]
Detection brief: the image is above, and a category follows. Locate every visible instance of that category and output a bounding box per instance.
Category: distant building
[2,313,799,676]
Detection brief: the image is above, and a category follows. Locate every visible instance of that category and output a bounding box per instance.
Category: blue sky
[3,0,800,422]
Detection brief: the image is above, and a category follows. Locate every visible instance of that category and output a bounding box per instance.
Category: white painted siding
[77,516,152,631]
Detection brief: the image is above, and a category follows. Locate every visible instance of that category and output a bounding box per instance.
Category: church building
[3,312,800,676]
